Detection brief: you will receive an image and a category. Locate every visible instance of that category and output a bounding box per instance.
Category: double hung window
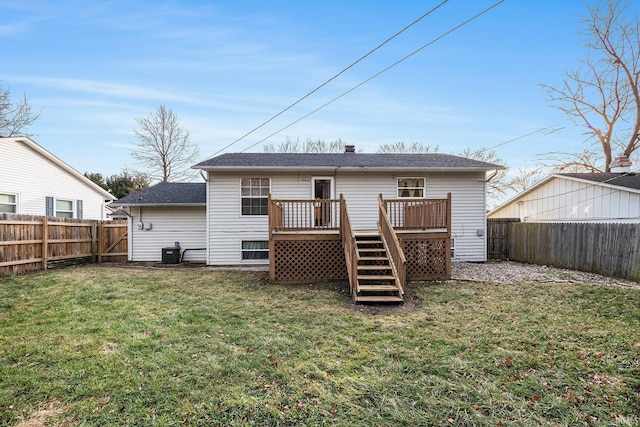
[397,178,425,198]
[241,178,270,216]
[0,193,17,213]
[55,199,74,218]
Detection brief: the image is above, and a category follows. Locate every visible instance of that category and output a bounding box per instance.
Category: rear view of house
[0,137,115,220]
[113,149,502,302]
[193,151,502,269]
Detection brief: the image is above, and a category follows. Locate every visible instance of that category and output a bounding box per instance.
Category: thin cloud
[11,76,194,104]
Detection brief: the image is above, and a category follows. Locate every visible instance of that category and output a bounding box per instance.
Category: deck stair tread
[359,256,388,261]
[357,274,396,281]
[355,295,404,303]
[354,231,380,236]
[357,265,391,271]
[358,285,400,292]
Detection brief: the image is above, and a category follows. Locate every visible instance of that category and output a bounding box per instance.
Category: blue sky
[2,0,598,192]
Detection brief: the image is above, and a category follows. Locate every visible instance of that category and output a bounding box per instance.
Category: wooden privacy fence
[487,218,520,260]
[507,222,640,281]
[0,213,128,276]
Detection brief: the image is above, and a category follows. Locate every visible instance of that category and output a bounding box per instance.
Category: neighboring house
[0,137,115,220]
[489,172,640,223]
[192,151,502,266]
[110,182,207,262]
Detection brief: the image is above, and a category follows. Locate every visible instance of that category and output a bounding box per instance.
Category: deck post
[446,192,452,238]
[446,192,452,274]
[339,194,344,238]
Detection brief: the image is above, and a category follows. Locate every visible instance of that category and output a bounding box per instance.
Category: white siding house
[110,182,207,262]
[0,137,114,219]
[195,152,501,265]
[488,173,640,223]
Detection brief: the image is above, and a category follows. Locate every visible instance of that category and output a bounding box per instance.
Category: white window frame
[240,178,271,216]
[397,177,425,198]
[55,198,75,218]
[451,238,456,259]
[241,240,269,261]
[0,193,18,213]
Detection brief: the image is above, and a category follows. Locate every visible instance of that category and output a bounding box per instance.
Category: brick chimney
[610,155,632,173]
[344,144,355,153]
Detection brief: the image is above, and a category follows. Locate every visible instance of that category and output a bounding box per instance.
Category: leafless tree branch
[130,105,200,182]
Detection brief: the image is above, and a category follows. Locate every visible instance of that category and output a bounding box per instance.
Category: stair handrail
[339,194,359,300]
[377,194,406,295]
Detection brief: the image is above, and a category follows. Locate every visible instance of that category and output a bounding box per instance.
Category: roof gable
[193,152,503,171]
[111,182,206,206]
[488,172,640,216]
[1,137,115,200]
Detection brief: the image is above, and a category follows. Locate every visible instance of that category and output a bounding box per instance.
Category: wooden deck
[268,194,451,302]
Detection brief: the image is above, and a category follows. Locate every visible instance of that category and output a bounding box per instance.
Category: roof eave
[559,174,640,194]
[110,203,206,207]
[194,166,504,172]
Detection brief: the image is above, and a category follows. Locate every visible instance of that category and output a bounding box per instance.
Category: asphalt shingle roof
[193,152,503,170]
[559,173,640,191]
[111,182,206,206]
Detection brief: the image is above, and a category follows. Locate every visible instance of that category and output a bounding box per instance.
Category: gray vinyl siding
[207,170,489,264]
[1,139,110,219]
[129,206,206,262]
[490,177,640,223]
[427,172,487,262]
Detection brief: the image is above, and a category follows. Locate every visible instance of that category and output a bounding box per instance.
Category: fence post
[42,216,48,271]
[93,221,99,264]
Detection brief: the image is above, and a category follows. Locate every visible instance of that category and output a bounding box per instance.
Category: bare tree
[458,147,509,203]
[130,105,199,182]
[263,137,354,153]
[541,0,640,172]
[0,83,40,137]
[376,141,440,153]
[506,167,547,193]
[538,148,605,173]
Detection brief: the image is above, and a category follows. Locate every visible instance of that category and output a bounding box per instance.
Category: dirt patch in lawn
[13,402,70,427]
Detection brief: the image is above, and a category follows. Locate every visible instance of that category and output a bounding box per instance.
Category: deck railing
[384,194,451,231]
[378,194,406,295]
[268,196,341,232]
[339,195,359,299]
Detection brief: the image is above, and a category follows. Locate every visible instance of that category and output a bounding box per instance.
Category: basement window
[241,240,269,260]
[451,238,456,259]
[0,193,17,213]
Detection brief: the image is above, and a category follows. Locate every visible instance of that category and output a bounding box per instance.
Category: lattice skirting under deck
[272,239,347,284]
[402,237,451,280]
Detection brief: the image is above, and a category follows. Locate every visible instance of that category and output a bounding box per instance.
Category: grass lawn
[0,265,639,426]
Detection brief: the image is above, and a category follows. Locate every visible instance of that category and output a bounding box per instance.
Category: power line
[237,0,506,154]
[486,126,565,151]
[208,0,450,158]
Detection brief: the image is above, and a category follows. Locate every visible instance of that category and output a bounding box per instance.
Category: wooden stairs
[353,231,404,303]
